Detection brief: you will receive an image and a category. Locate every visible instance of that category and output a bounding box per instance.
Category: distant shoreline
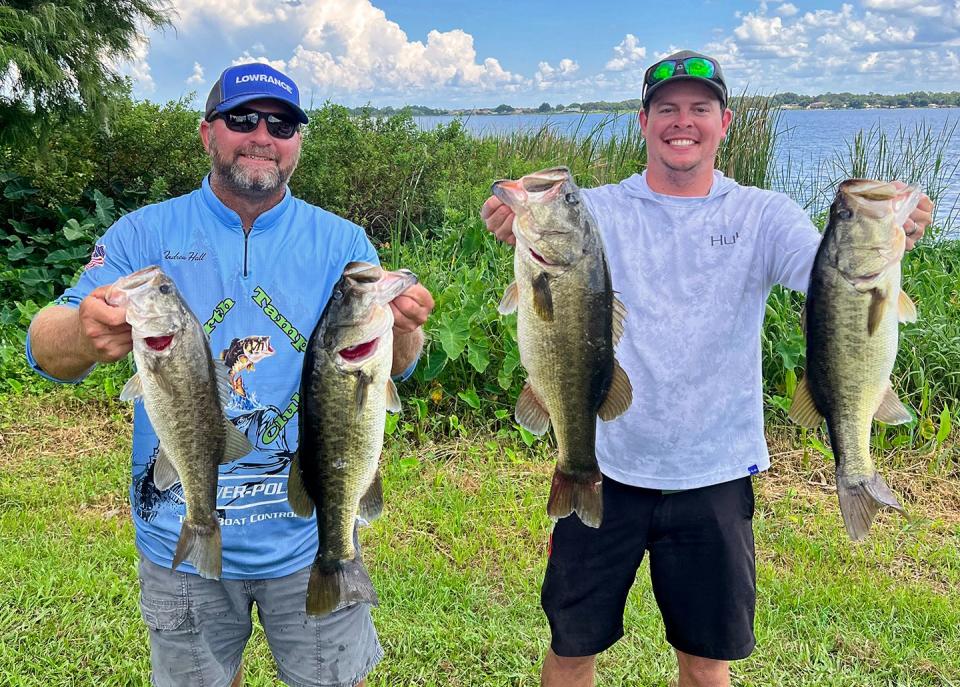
[347,94,960,117]
[409,105,960,116]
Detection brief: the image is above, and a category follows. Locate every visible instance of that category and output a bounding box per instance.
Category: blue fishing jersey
[26,176,383,579]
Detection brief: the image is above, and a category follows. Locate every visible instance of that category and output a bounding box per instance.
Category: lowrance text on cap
[205,63,309,124]
[234,70,294,95]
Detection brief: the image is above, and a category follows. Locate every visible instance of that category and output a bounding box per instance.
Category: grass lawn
[1,390,958,686]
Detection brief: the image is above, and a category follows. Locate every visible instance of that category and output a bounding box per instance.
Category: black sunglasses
[213,108,300,139]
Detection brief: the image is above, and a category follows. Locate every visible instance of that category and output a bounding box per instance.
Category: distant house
[807,101,829,109]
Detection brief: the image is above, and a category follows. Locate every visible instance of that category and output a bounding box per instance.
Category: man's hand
[481,196,516,245]
[77,285,133,362]
[390,283,434,334]
[894,181,933,251]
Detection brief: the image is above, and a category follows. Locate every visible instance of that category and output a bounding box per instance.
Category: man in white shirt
[481,50,932,687]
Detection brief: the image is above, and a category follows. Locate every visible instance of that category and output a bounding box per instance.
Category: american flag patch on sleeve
[84,244,106,270]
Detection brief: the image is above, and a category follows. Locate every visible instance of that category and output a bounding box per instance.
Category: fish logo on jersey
[220,335,276,397]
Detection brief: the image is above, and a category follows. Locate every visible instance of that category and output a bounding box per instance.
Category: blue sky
[124,0,960,109]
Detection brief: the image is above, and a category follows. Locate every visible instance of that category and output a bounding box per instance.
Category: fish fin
[359,469,384,523]
[222,418,254,462]
[306,556,378,617]
[354,371,372,414]
[867,288,887,336]
[385,378,401,413]
[838,472,906,541]
[598,358,633,421]
[788,376,824,428]
[119,373,144,402]
[287,451,315,517]
[897,290,917,323]
[532,272,554,322]
[172,513,222,580]
[547,467,603,528]
[152,447,180,491]
[874,385,913,425]
[612,296,627,347]
[214,364,234,406]
[498,281,519,315]
[515,381,551,435]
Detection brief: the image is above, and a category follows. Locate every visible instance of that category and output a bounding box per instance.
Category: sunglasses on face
[214,108,300,139]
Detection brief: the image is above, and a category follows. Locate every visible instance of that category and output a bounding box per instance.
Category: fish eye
[158,284,172,295]
[564,193,579,206]
[837,208,853,220]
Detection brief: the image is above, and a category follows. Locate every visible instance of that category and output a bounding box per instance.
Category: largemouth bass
[288,262,417,616]
[789,180,921,540]
[108,266,254,579]
[494,167,632,528]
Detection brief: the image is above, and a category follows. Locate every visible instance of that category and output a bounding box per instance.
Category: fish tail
[838,472,906,541]
[172,513,222,580]
[546,467,603,528]
[306,557,378,617]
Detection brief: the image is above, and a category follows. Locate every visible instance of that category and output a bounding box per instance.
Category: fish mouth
[106,265,163,306]
[529,248,556,266]
[338,337,380,363]
[492,167,571,208]
[840,180,921,222]
[145,334,175,351]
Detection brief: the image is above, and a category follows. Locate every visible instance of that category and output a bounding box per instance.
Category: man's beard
[208,131,299,200]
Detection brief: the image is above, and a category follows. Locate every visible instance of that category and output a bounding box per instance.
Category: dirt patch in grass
[0,391,131,472]
[762,434,960,526]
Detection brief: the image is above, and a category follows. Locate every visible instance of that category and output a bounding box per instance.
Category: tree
[537,101,551,113]
[493,103,514,114]
[0,0,173,142]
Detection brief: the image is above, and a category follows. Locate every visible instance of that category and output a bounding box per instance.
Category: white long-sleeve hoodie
[582,170,822,489]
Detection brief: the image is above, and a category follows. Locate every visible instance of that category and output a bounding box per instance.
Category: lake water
[414,108,960,233]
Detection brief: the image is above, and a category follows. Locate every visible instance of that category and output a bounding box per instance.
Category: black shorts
[540,474,756,660]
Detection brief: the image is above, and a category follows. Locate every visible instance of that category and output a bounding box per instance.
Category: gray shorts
[137,554,383,687]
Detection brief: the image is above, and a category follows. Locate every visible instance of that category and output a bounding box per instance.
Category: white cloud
[110,34,155,94]
[171,0,296,29]
[232,53,288,73]
[186,62,205,86]
[534,59,580,90]
[171,0,525,99]
[605,34,647,71]
[704,0,960,94]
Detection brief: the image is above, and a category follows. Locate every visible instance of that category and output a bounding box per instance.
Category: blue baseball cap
[204,63,309,124]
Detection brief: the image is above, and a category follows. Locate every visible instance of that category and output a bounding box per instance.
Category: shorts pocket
[139,594,189,632]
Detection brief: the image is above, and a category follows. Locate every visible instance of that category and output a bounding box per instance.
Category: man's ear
[200,118,212,152]
[638,109,648,134]
[720,107,733,138]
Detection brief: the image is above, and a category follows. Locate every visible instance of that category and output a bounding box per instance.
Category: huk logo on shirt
[710,232,740,247]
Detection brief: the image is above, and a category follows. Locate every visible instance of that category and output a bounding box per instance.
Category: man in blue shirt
[26,62,434,687]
